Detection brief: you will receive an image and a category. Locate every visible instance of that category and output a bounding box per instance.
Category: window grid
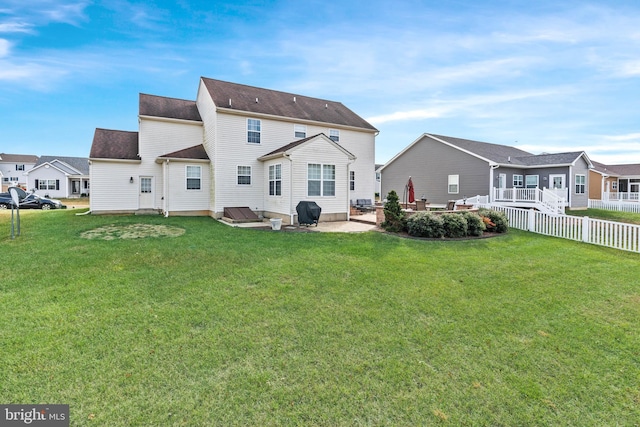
[247,119,261,144]
[237,166,251,185]
[329,129,340,142]
[575,174,586,194]
[448,175,459,194]
[186,165,201,190]
[513,175,523,187]
[269,164,282,196]
[308,164,335,197]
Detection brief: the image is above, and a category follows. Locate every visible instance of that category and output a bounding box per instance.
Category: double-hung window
[575,174,586,194]
[525,175,539,188]
[247,119,261,144]
[308,164,335,197]
[329,129,340,142]
[237,166,251,185]
[186,165,201,190]
[294,125,306,138]
[38,179,57,190]
[269,164,282,196]
[350,171,355,191]
[448,174,459,194]
[513,174,523,187]
[16,164,25,171]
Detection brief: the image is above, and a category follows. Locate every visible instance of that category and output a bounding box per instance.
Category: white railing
[492,187,564,214]
[589,199,640,214]
[455,195,489,207]
[603,192,640,201]
[490,205,640,253]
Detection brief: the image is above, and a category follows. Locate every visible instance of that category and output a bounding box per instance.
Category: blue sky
[2,0,640,165]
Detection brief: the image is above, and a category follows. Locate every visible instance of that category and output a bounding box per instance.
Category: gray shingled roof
[158,144,209,160]
[427,134,533,164]
[427,134,589,167]
[35,156,90,175]
[90,129,139,160]
[139,94,202,122]
[201,78,377,131]
[598,163,640,176]
[0,153,39,163]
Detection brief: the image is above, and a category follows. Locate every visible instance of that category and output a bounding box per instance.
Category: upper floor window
[16,164,25,171]
[329,129,340,142]
[237,166,251,185]
[350,171,355,191]
[448,174,459,194]
[269,164,282,196]
[294,124,306,138]
[186,165,201,190]
[513,174,523,187]
[308,164,335,197]
[525,175,539,188]
[575,174,586,194]
[247,119,261,144]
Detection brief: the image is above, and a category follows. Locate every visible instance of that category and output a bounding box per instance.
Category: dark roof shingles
[90,129,139,160]
[139,94,202,122]
[201,78,377,131]
[158,144,209,160]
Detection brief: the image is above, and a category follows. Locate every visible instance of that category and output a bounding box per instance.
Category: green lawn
[567,208,640,225]
[1,209,639,426]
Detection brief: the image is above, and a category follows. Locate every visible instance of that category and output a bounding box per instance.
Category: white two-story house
[89,78,378,224]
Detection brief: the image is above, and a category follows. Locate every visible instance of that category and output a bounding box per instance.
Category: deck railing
[492,187,564,214]
[486,205,640,253]
[603,192,640,201]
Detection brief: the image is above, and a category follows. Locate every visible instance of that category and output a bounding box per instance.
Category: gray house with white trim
[25,156,90,198]
[380,133,593,210]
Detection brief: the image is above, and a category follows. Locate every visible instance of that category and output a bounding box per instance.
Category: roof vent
[325,103,328,109]
[229,98,232,107]
[256,97,259,103]
[293,96,296,103]
[508,156,511,163]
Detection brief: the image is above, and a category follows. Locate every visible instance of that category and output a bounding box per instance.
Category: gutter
[284,153,294,225]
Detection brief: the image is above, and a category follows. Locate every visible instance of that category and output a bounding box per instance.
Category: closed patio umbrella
[407,177,415,204]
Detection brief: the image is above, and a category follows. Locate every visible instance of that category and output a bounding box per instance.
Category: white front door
[549,174,566,198]
[498,173,506,199]
[139,176,154,209]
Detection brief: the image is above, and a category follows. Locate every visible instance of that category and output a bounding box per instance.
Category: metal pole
[11,204,15,239]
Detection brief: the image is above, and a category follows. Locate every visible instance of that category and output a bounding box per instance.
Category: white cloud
[0,21,34,33]
[0,39,10,58]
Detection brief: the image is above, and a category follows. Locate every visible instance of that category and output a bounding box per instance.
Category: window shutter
[56,180,60,190]
[35,179,39,188]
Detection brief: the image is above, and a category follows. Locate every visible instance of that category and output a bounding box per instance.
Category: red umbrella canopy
[407,177,415,203]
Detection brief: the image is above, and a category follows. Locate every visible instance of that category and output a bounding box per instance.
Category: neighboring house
[590,161,640,201]
[0,153,39,191]
[380,133,593,211]
[89,78,378,223]
[25,156,90,198]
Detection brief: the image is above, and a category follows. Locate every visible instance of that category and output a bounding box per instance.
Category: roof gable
[201,78,377,131]
[258,133,356,161]
[34,156,90,175]
[90,129,139,160]
[0,153,39,164]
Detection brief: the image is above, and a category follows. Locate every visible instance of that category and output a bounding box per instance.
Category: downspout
[347,158,356,221]
[284,154,294,225]
[164,159,170,217]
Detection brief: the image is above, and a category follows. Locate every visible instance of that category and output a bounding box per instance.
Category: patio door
[498,173,506,199]
[139,176,154,209]
[72,180,80,195]
[549,174,566,198]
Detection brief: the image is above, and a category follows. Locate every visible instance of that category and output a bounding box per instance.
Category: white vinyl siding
[448,174,459,194]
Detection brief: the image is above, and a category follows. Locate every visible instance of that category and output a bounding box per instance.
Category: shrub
[381,190,406,233]
[478,208,509,233]
[460,211,486,237]
[406,212,444,238]
[442,213,468,238]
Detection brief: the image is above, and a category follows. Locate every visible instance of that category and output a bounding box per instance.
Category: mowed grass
[1,209,639,426]
[567,207,640,225]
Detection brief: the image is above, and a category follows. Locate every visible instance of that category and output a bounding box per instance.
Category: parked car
[0,192,66,210]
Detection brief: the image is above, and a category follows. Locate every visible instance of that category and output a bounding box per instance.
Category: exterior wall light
[130,177,134,184]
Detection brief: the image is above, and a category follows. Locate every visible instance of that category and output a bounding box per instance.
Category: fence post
[528,209,535,232]
[582,216,590,243]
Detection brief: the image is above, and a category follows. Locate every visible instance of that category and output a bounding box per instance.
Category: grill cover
[296,201,321,226]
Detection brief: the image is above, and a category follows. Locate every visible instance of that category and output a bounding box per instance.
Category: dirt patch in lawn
[80,224,185,240]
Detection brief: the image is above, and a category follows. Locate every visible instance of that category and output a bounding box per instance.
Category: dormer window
[294,124,306,138]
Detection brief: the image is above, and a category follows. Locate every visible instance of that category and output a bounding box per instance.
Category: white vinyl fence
[589,199,640,214]
[488,205,640,253]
